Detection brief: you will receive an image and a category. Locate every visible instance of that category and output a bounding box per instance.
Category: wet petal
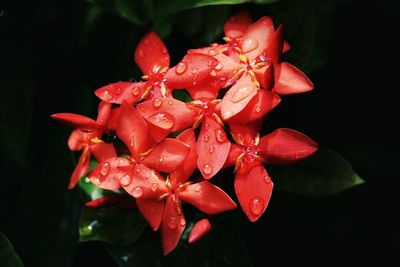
[229,121,262,147]
[136,198,164,231]
[105,107,120,131]
[170,128,197,187]
[223,11,253,39]
[241,16,275,62]
[187,44,228,56]
[95,82,147,104]
[177,181,237,214]
[88,157,133,190]
[221,73,258,121]
[164,53,218,89]
[143,138,190,173]
[197,116,230,179]
[258,128,318,165]
[137,98,194,131]
[90,143,117,162]
[116,102,155,161]
[265,24,284,64]
[51,113,102,131]
[188,218,211,244]
[134,31,170,75]
[253,61,274,89]
[68,146,91,189]
[146,112,175,142]
[223,144,244,168]
[161,196,186,255]
[234,164,273,222]
[225,90,280,124]
[96,101,112,126]
[273,62,314,95]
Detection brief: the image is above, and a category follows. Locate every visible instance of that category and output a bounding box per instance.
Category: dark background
[0,0,398,266]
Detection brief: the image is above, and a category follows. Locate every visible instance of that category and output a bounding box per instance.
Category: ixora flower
[51,11,317,255]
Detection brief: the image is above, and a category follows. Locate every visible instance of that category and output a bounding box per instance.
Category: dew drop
[255,105,261,113]
[120,175,131,186]
[179,218,186,227]
[242,38,259,53]
[131,186,144,198]
[168,216,178,229]
[209,49,216,56]
[204,135,210,142]
[102,90,112,101]
[191,68,198,74]
[152,98,162,108]
[159,155,164,163]
[210,70,217,77]
[203,164,212,175]
[264,175,271,184]
[204,123,210,130]
[92,177,101,185]
[215,63,222,71]
[168,100,173,106]
[209,146,215,154]
[148,112,175,130]
[207,59,213,67]
[162,47,168,54]
[231,86,251,103]
[194,184,201,192]
[215,130,226,143]
[150,183,159,192]
[192,81,197,86]
[175,62,187,74]
[100,162,110,176]
[249,197,264,216]
[138,50,145,58]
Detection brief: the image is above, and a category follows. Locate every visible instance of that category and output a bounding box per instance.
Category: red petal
[68,146,91,189]
[170,128,197,187]
[105,107,120,131]
[265,24,284,64]
[51,113,102,131]
[146,112,175,142]
[273,62,314,95]
[85,195,127,208]
[223,11,253,39]
[142,138,190,173]
[223,144,244,168]
[136,198,164,231]
[96,101,112,126]
[197,116,230,179]
[67,129,86,151]
[134,31,170,75]
[241,16,275,62]
[234,164,273,222]
[188,218,211,244]
[177,181,236,214]
[187,44,227,56]
[88,157,133,190]
[164,53,218,89]
[213,53,242,87]
[221,73,258,121]
[253,61,274,89]
[225,90,280,124]
[258,128,318,165]
[137,98,194,131]
[95,82,147,104]
[229,121,262,146]
[118,163,169,200]
[161,196,186,255]
[90,143,117,162]
[283,41,291,53]
[116,102,155,161]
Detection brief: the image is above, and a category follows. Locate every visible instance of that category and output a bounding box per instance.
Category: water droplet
[168,216,178,229]
[215,130,226,143]
[295,153,300,159]
[138,50,145,58]
[102,90,112,101]
[237,188,242,195]
[152,98,162,108]
[204,123,210,130]
[118,158,127,165]
[120,175,131,186]
[191,68,198,74]
[249,197,264,216]
[207,59,213,66]
[204,135,210,142]
[203,164,212,175]
[194,184,201,192]
[209,49,216,56]
[215,63,222,71]
[175,62,187,74]
[209,146,215,154]
[179,218,186,227]
[100,162,110,176]
[255,105,261,113]
[162,47,168,54]
[148,112,174,130]
[242,38,259,53]
[92,177,101,185]
[210,70,217,77]
[231,86,251,103]
[132,186,144,198]
[150,183,159,192]
[264,176,271,184]
[159,155,164,162]
[135,167,141,173]
[168,100,173,106]
[192,81,197,86]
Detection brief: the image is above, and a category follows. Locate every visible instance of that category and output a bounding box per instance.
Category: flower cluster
[52,11,317,254]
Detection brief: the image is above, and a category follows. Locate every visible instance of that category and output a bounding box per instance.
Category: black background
[0,0,398,266]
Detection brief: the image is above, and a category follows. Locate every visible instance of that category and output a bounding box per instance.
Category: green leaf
[0,233,24,267]
[106,215,253,267]
[276,4,334,73]
[270,148,365,197]
[79,207,147,245]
